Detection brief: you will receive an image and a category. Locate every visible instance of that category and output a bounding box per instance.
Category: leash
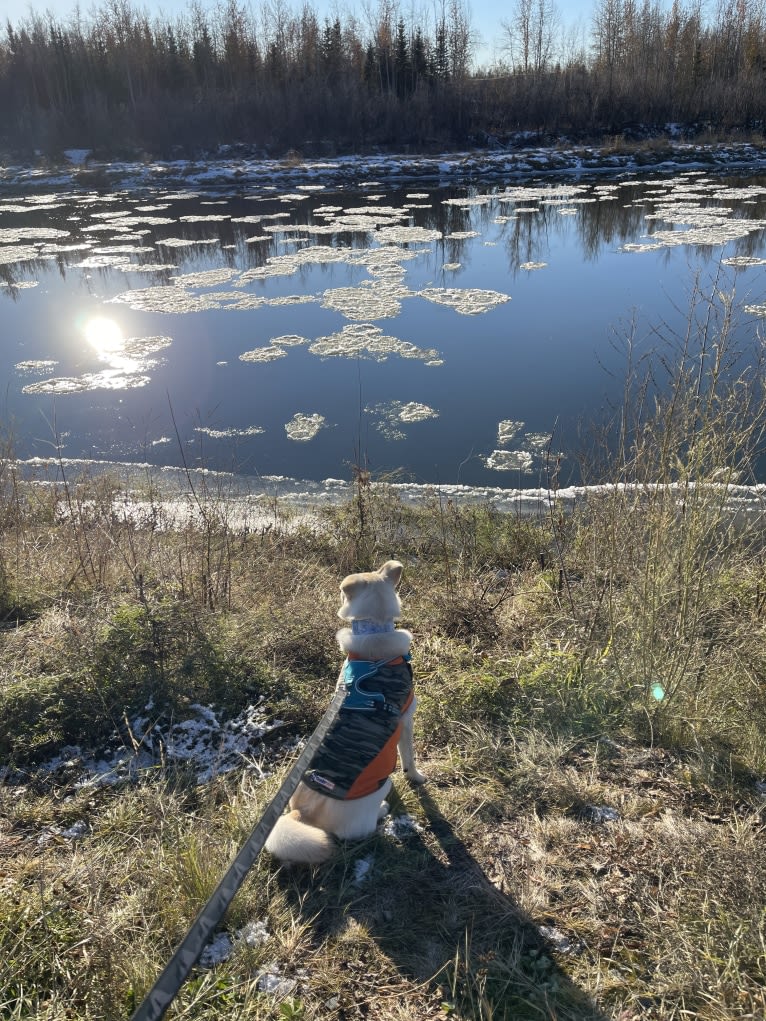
[130,679,346,1021]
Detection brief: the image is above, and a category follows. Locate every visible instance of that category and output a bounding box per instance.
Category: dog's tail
[264,809,336,864]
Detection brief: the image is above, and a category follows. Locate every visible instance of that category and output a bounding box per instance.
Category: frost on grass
[384,814,424,839]
[366,400,439,440]
[353,855,374,884]
[745,304,766,316]
[310,323,440,364]
[285,413,326,441]
[419,286,511,315]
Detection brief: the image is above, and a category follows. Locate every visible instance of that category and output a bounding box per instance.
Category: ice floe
[285,412,327,441]
[366,400,439,439]
[419,286,511,315]
[239,345,288,363]
[309,323,440,364]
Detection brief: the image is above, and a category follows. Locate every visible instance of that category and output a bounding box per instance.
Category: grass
[2,288,766,1020]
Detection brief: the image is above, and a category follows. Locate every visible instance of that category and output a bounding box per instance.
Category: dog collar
[351,619,396,635]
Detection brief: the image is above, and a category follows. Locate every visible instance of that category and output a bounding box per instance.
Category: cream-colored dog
[265,560,425,864]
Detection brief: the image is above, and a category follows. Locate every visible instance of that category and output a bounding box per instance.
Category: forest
[1,0,766,159]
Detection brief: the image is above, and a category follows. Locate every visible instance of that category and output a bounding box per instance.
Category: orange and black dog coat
[302,656,414,800]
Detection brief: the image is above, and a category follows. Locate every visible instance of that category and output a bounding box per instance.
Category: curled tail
[265,810,336,864]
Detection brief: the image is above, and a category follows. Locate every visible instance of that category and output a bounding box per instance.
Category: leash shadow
[273,782,610,1020]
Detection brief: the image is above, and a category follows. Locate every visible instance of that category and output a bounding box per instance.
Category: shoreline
[3,138,766,194]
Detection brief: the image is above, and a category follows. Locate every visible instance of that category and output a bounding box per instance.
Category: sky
[0,0,601,67]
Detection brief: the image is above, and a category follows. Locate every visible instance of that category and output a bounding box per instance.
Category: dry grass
[2,288,766,1019]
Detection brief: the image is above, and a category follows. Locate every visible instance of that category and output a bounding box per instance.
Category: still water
[3,169,766,492]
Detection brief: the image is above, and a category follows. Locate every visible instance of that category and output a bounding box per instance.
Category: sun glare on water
[84,315,125,356]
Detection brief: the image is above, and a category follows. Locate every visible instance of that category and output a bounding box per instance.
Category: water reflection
[2,171,766,488]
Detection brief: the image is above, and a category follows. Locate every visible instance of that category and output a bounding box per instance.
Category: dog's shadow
[273,784,610,1020]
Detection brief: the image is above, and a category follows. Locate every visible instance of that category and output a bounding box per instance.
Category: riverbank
[3,134,766,195]
[2,445,766,1019]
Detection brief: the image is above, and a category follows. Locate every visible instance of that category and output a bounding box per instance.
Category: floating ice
[321,284,401,320]
[419,286,510,315]
[72,254,134,269]
[0,245,43,265]
[0,226,70,242]
[109,285,225,313]
[194,425,265,439]
[366,400,439,439]
[21,335,170,394]
[519,261,547,270]
[178,213,231,222]
[174,268,238,287]
[22,372,151,394]
[239,346,288,363]
[271,334,309,347]
[723,256,766,267]
[156,237,219,248]
[498,420,524,445]
[484,449,534,472]
[310,323,440,364]
[285,412,326,441]
[376,224,442,244]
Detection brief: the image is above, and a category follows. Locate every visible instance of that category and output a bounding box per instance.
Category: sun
[84,316,124,356]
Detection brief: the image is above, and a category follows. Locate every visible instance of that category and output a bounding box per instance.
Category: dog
[264,559,425,864]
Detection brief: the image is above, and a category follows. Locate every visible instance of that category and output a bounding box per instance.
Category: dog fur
[264,560,425,864]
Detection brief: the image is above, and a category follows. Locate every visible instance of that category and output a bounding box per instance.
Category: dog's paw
[404,768,427,785]
[377,800,391,821]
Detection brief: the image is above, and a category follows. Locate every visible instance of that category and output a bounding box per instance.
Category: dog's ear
[340,575,366,601]
[377,560,403,587]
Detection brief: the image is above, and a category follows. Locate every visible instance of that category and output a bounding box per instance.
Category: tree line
[1,0,766,159]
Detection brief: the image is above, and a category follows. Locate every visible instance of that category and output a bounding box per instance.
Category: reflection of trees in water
[501,205,556,272]
[5,173,766,285]
[575,187,646,260]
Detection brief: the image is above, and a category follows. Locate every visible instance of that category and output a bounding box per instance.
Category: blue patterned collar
[351,619,396,635]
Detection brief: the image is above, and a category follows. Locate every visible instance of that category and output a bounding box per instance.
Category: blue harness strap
[342,655,411,714]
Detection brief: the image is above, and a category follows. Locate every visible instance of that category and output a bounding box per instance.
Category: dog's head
[338,560,403,624]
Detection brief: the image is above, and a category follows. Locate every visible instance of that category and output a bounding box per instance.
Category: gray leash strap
[130,681,346,1021]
